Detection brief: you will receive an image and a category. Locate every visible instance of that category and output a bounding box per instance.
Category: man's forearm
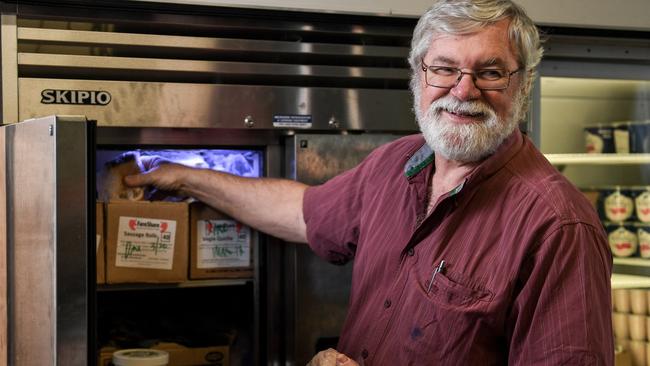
[178,168,309,243]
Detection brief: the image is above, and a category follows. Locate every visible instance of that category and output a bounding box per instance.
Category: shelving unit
[544,153,650,288]
[545,153,650,165]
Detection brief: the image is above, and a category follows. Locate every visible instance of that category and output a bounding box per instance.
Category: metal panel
[5,115,90,366]
[0,125,7,364]
[19,78,415,132]
[285,133,401,366]
[17,53,408,80]
[539,60,650,81]
[262,143,285,366]
[17,28,409,59]
[1,13,18,124]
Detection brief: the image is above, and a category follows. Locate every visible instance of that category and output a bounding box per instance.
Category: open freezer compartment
[94,146,264,366]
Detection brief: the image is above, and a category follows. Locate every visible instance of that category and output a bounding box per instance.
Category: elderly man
[125,0,614,364]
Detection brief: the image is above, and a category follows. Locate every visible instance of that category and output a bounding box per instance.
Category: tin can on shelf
[631,186,650,223]
[613,121,631,154]
[628,120,650,153]
[606,222,638,257]
[584,124,615,154]
[599,186,635,222]
[636,222,650,258]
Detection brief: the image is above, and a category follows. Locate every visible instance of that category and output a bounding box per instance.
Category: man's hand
[307,348,359,366]
[123,156,193,200]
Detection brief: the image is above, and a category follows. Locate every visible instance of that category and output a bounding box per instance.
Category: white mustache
[429,96,496,119]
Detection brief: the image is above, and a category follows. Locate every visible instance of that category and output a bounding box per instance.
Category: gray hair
[409,0,543,104]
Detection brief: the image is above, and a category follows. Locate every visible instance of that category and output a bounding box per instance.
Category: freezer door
[3,115,93,365]
[284,133,402,365]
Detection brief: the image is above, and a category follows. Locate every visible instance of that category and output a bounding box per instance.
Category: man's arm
[124,161,309,243]
[507,223,613,365]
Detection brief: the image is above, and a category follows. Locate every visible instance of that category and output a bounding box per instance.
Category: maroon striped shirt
[303,131,613,365]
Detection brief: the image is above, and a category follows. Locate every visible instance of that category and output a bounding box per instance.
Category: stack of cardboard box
[96,201,253,284]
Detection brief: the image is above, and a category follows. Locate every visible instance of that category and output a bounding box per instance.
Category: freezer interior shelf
[97,278,252,291]
[545,153,650,165]
[544,153,650,165]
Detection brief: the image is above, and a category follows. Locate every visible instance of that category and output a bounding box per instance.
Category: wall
[136,0,650,32]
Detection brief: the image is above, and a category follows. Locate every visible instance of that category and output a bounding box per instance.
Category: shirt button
[362,349,369,359]
[383,299,391,308]
[407,248,415,256]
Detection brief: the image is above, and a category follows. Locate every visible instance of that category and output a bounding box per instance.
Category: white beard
[416,93,524,163]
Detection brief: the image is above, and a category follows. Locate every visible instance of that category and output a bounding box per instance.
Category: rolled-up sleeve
[303,166,365,265]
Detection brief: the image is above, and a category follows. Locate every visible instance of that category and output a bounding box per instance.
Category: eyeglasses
[421,59,521,91]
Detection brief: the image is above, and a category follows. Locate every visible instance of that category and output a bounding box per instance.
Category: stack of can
[582,186,650,258]
[584,120,650,154]
[612,288,650,365]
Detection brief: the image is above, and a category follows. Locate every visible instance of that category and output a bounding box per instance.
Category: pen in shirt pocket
[426,259,445,294]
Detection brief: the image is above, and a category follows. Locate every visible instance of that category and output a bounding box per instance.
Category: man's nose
[450,72,482,101]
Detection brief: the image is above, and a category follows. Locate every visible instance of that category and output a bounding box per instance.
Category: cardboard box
[152,342,229,366]
[106,201,189,284]
[189,203,253,280]
[98,347,118,366]
[615,345,631,366]
[97,202,106,284]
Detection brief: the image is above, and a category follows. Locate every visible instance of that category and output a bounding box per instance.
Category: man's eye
[477,69,506,80]
[431,67,457,76]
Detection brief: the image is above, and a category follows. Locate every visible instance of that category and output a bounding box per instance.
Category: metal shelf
[614,258,650,266]
[545,153,650,165]
[613,258,650,289]
[97,278,252,291]
[612,274,650,289]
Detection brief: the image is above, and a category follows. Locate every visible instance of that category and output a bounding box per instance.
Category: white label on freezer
[272,114,313,129]
[197,219,250,268]
[115,216,176,270]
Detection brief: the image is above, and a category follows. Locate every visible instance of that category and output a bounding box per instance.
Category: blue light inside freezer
[96,149,263,178]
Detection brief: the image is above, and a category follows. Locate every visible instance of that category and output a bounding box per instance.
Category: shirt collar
[404,143,434,179]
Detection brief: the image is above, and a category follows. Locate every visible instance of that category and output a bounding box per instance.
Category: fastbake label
[197,219,250,268]
[116,216,177,269]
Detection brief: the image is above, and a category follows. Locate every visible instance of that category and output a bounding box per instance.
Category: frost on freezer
[96,149,262,202]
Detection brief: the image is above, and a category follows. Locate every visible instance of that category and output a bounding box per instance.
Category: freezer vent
[15,2,415,89]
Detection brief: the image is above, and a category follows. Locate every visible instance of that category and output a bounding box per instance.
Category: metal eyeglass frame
[421,58,522,91]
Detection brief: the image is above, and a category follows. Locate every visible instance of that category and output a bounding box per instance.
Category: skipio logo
[128,219,168,233]
[41,89,111,105]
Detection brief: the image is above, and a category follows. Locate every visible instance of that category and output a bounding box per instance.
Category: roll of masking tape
[112,349,169,366]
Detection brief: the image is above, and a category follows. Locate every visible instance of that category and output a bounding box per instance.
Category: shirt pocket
[399,267,499,364]
[424,269,494,307]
